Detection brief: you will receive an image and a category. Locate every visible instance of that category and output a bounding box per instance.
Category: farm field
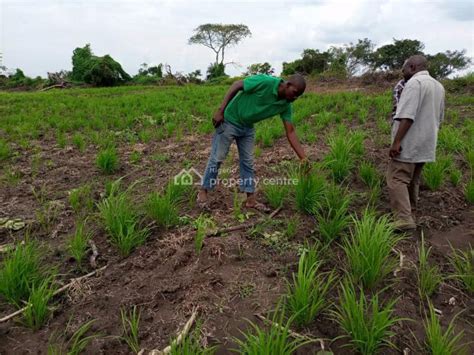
[0,83,473,354]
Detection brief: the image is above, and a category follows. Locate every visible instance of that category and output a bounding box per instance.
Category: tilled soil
[0,90,473,354]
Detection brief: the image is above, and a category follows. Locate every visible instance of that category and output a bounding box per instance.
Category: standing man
[197,74,307,210]
[387,55,445,230]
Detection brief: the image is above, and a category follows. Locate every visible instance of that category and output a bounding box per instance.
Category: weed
[295,172,325,214]
[145,191,179,228]
[423,301,465,355]
[69,184,94,214]
[23,275,57,330]
[98,187,148,256]
[0,240,45,306]
[286,251,335,327]
[324,133,354,182]
[68,220,91,270]
[449,167,462,186]
[313,183,351,244]
[284,216,299,239]
[449,244,473,293]
[263,183,289,209]
[465,179,474,204]
[193,214,216,254]
[343,211,400,289]
[359,161,381,190]
[233,302,313,354]
[121,306,141,353]
[422,156,451,191]
[170,322,216,355]
[332,279,401,355]
[67,319,100,355]
[96,147,119,174]
[417,234,442,298]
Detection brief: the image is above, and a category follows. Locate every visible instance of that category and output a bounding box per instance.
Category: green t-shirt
[224,75,293,128]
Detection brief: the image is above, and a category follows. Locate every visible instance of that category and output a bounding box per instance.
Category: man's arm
[213,80,244,127]
[389,118,413,158]
[283,121,306,160]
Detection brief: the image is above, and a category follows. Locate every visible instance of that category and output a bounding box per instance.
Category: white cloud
[1,0,473,77]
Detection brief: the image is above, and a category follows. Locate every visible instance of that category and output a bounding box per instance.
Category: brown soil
[0,89,473,354]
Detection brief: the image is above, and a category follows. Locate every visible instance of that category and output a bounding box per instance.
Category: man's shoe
[394,220,417,232]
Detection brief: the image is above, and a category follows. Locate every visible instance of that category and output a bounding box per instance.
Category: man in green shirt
[198,74,307,210]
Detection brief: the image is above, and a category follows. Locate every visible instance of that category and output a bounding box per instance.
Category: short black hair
[288,74,306,93]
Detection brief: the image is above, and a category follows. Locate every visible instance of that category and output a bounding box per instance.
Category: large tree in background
[427,50,471,79]
[329,38,375,75]
[188,24,251,68]
[371,39,425,70]
[282,49,331,76]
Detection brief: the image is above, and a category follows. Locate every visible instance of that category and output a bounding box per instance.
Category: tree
[188,23,251,67]
[371,39,425,70]
[137,63,163,78]
[427,50,471,78]
[71,44,130,86]
[282,49,330,75]
[206,62,227,80]
[244,62,274,76]
[329,38,375,75]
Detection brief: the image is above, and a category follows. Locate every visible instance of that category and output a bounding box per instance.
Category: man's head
[402,55,428,81]
[282,74,306,102]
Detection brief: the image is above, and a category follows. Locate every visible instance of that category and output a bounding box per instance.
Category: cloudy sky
[1,0,473,77]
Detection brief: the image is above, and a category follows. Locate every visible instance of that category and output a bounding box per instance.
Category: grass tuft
[417,234,442,298]
[449,244,473,293]
[120,305,141,354]
[67,220,91,270]
[343,210,401,289]
[332,279,401,355]
[96,147,119,174]
[98,185,148,256]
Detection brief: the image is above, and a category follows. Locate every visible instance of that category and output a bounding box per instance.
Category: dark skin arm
[389,118,413,158]
[213,80,244,127]
[283,121,306,160]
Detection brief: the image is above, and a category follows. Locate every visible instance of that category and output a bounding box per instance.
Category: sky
[1,0,473,78]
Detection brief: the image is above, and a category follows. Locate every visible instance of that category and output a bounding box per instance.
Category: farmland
[0,82,473,354]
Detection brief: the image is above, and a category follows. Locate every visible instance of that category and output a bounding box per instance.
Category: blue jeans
[201,121,256,193]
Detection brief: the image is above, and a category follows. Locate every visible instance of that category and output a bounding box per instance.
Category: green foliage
[0,240,45,306]
[343,211,400,289]
[286,251,335,326]
[96,147,119,174]
[263,183,289,209]
[71,44,131,86]
[313,183,351,243]
[206,63,227,80]
[294,172,326,214]
[465,179,474,204]
[332,279,400,355]
[324,133,354,183]
[423,301,465,355]
[67,320,100,355]
[97,185,148,256]
[23,276,56,330]
[417,234,442,298]
[144,192,179,228]
[121,306,141,353]
[282,49,330,76]
[69,184,94,213]
[245,62,274,76]
[193,214,215,254]
[449,244,473,293]
[232,302,313,354]
[72,133,86,152]
[0,138,11,161]
[359,161,381,190]
[422,156,451,190]
[372,38,424,70]
[449,167,462,186]
[427,50,471,79]
[68,221,91,269]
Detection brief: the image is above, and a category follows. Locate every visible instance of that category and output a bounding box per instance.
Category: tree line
[0,23,471,89]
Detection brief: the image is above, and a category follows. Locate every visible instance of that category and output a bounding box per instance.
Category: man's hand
[213,109,224,128]
[389,141,402,158]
